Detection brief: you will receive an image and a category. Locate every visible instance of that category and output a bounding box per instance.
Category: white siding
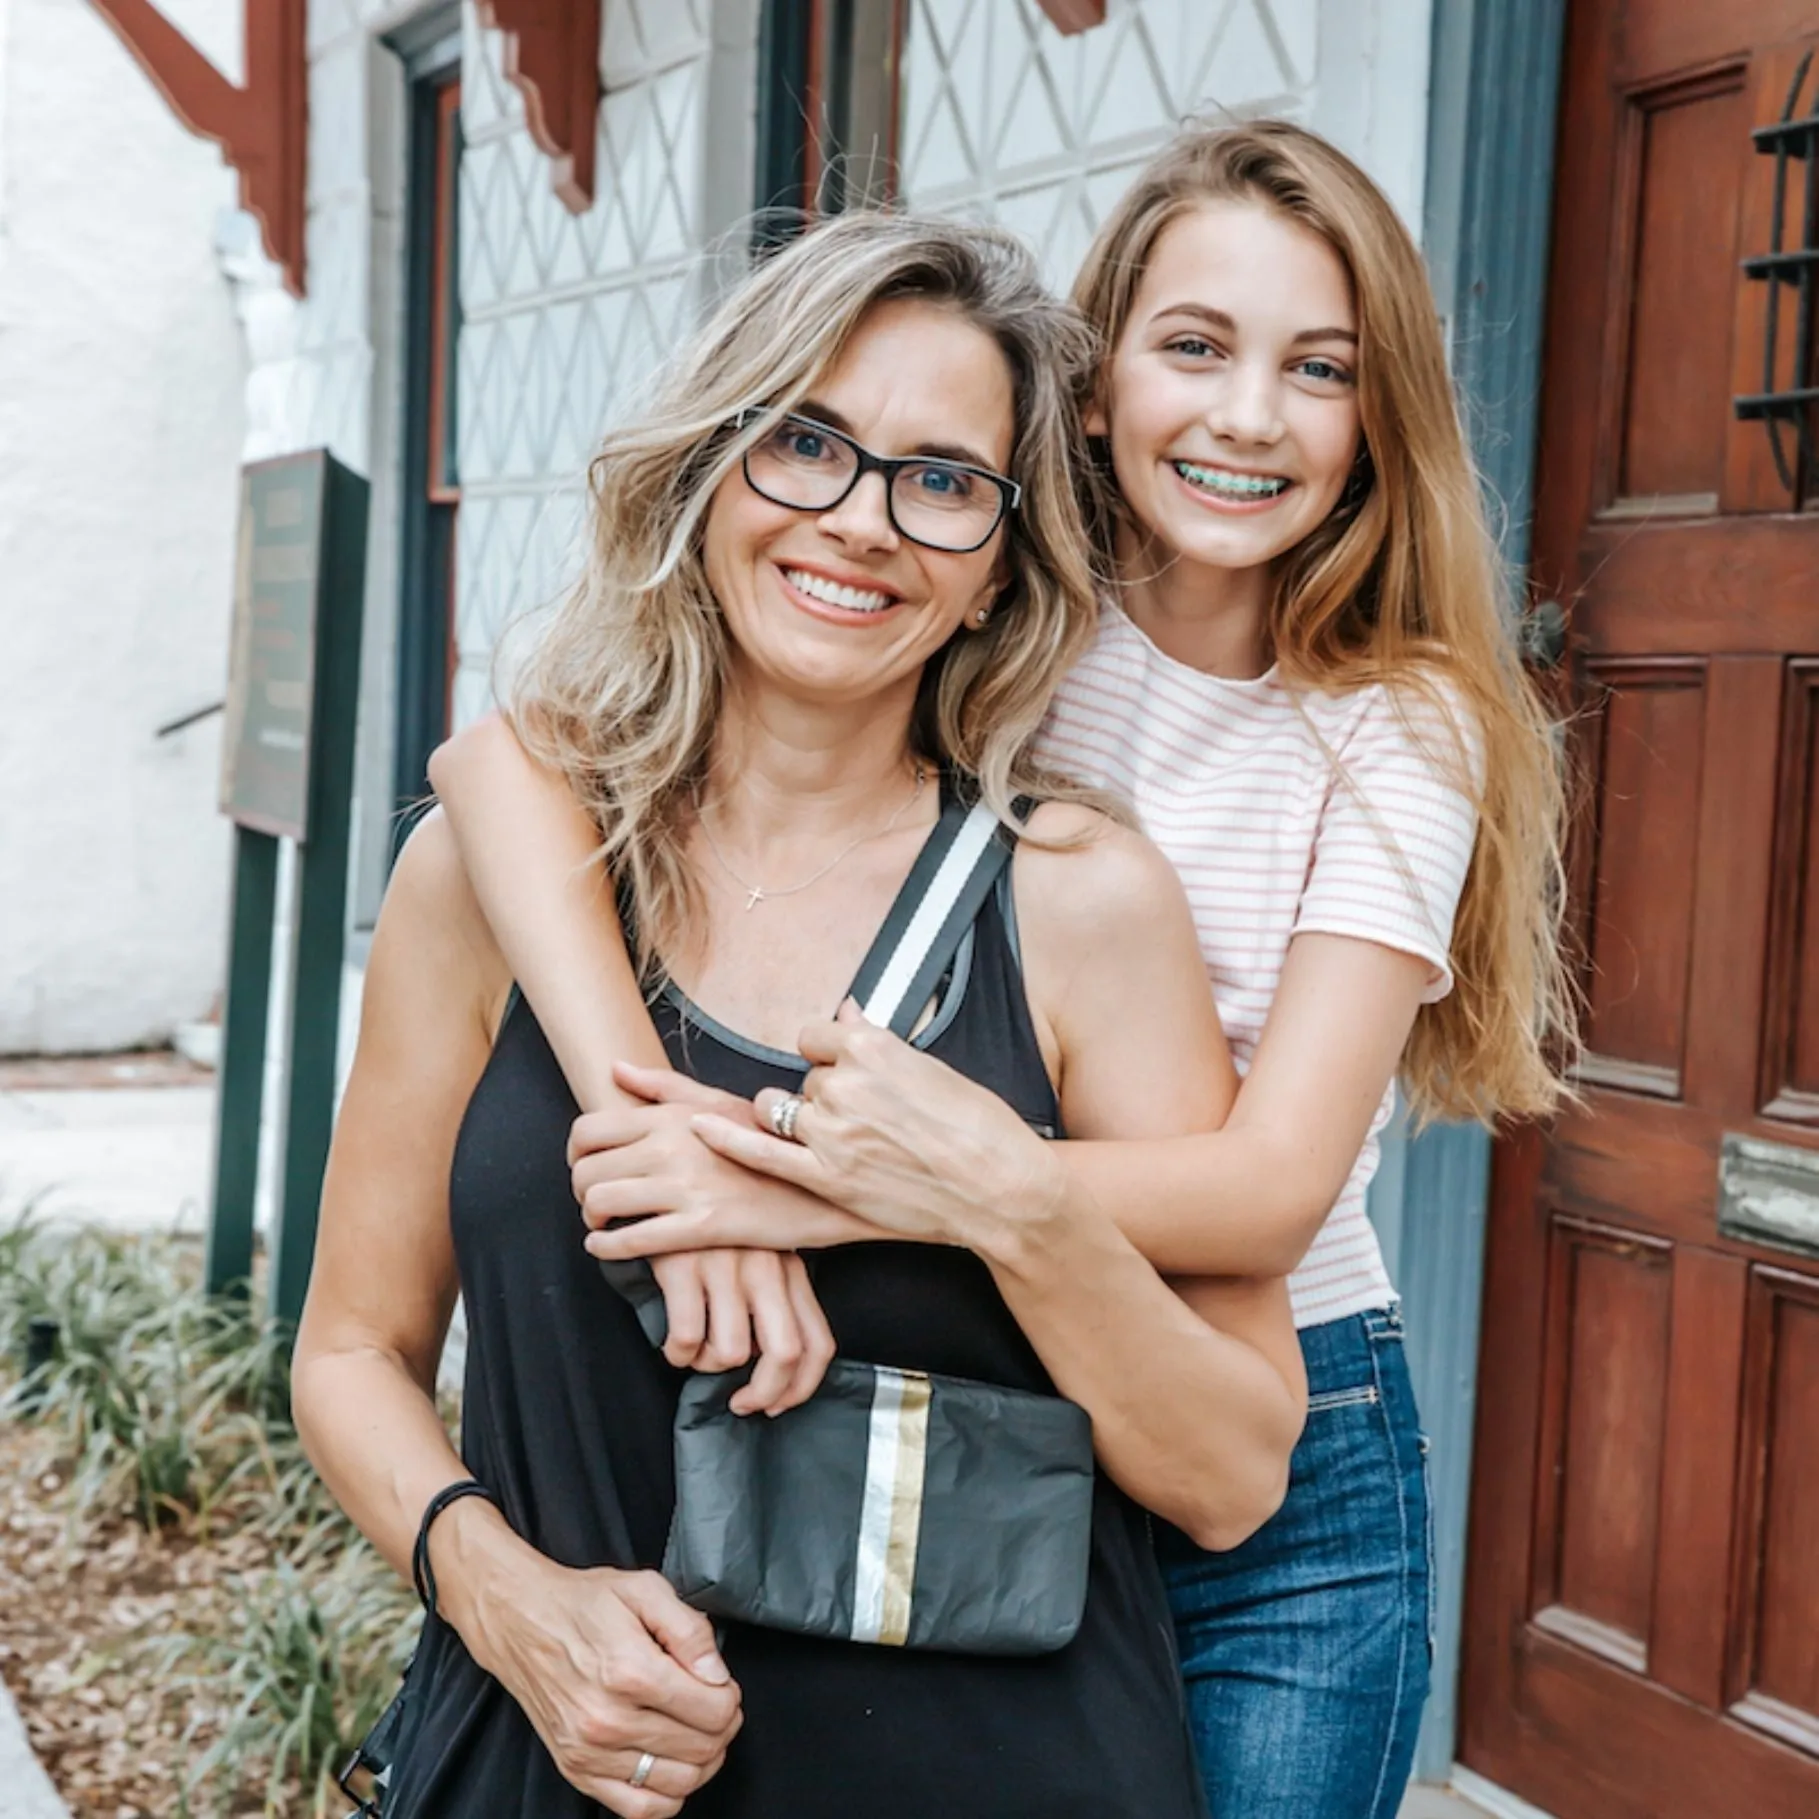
[0,0,245,1053]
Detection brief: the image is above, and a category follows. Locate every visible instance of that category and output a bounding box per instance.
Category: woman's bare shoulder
[1012,801,1193,951]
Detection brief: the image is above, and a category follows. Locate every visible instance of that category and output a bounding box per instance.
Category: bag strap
[604,789,1021,1350]
[845,795,1015,1039]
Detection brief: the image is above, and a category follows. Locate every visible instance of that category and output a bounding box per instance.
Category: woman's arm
[428,715,837,1412]
[592,683,1478,1281]
[291,812,741,1817]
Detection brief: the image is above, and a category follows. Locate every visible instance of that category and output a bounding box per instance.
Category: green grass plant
[0,1222,421,1816]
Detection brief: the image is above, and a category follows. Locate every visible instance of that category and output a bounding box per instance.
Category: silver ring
[630,1750,657,1789]
[770,1093,805,1143]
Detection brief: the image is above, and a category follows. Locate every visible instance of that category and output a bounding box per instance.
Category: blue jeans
[1157,1305,1434,1819]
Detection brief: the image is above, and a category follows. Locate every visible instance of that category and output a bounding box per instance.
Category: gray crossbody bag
[605,795,1097,1656]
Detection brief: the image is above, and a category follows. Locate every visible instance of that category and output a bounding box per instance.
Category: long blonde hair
[1074,120,1574,1122]
[514,211,1103,977]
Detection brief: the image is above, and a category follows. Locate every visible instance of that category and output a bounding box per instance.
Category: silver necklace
[695,765,928,911]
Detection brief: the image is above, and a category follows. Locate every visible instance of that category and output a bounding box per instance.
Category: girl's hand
[649,1248,834,1415]
[685,1003,1068,1257]
[471,1556,743,1818]
[570,1072,858,1414]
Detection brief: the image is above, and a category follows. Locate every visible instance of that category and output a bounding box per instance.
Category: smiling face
[702,297,1015,717]
[1093,199,1363,579]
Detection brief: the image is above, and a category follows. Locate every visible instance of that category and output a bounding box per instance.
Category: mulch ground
[0,1417,271,1818]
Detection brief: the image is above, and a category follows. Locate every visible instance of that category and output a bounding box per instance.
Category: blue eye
[908,464,974,500]
[762,419,846,467]
[1166,336,1217,359]
[1298,358,1354,385]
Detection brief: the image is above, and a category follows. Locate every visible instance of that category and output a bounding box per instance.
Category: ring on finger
[769,1093,806,1143]
[630,1750,658,1789]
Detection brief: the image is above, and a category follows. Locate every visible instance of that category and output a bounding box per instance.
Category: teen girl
[430,121,1569,1819]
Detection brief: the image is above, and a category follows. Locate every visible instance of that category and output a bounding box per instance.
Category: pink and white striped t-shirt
[1034,603,1480,1329]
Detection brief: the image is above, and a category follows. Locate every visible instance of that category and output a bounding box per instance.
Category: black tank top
[389,840,1208,1819]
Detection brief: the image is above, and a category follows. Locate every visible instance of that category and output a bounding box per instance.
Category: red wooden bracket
[1035,0,1108,32]
[475,0,602,212]
[88,0,308,296]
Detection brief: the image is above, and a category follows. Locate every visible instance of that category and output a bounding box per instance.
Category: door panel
[1580,662,1706,1093]
[1462,2,1819,1813]
[1616,75,1749,508]
[1536,1220,1673,1660]
[1649,1247,1747,1709]
[1764,664,1819,1118]
[1733,1271,1819,1746]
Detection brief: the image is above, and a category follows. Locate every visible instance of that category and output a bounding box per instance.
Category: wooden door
[1461,4,1819,1816]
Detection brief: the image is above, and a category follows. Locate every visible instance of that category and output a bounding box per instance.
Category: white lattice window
[454,11,711,711]
[898,0,1316,285]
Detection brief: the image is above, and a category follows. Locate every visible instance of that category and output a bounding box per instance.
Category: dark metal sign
[206,449,369,1326]
[220,452,328,839]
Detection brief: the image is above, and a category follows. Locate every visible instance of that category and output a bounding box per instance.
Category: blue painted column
[1372,0,1568,1785]
[1371,1113,1494,1783]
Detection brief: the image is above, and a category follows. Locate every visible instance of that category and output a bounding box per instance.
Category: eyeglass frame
[733,408,1022,554]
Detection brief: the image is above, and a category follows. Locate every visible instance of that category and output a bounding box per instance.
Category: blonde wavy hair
[513,211,1104,978]
[1073,120,1575,1122]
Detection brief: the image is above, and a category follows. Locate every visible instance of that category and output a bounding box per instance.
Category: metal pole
[268,456,369,1327]
[205,824,279,1295]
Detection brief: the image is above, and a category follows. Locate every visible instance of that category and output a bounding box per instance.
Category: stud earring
[974,607,991,627]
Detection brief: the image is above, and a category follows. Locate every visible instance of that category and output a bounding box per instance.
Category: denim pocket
[1305,1384,1382,1414]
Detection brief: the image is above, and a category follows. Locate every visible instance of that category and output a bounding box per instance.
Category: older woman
[291,212,1301,1819]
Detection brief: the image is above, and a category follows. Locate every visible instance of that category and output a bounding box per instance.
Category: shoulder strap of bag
[604,789,1022,1350]
[844,794,1016,1038]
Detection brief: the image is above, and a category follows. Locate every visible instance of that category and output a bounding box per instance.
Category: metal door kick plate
[1718,1132,1819,1260]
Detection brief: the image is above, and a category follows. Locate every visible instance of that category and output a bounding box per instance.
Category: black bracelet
[412,1479,499,1616]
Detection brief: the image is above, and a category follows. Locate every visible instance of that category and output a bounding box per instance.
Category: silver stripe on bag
[856,805,1000,1029]
[851,1366,931,1645]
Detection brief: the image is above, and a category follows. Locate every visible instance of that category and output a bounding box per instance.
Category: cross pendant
[743,886,766,911]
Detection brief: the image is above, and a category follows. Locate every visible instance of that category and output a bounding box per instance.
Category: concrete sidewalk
[0,1082,217,1235]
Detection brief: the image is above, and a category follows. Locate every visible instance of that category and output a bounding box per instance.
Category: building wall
[453,0,759,728]
[898,0,1433,282]
[0,0,246,1054]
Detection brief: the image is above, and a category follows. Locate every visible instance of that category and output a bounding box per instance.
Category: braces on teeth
[1174,461,1288,498]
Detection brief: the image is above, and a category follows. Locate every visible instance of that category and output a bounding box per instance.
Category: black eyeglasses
[736,410,1020,553]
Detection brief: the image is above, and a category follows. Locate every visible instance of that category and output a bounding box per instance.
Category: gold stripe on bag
[877,1371,931,1646]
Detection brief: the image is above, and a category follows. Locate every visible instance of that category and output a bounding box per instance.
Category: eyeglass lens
[745,418,1006,552]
